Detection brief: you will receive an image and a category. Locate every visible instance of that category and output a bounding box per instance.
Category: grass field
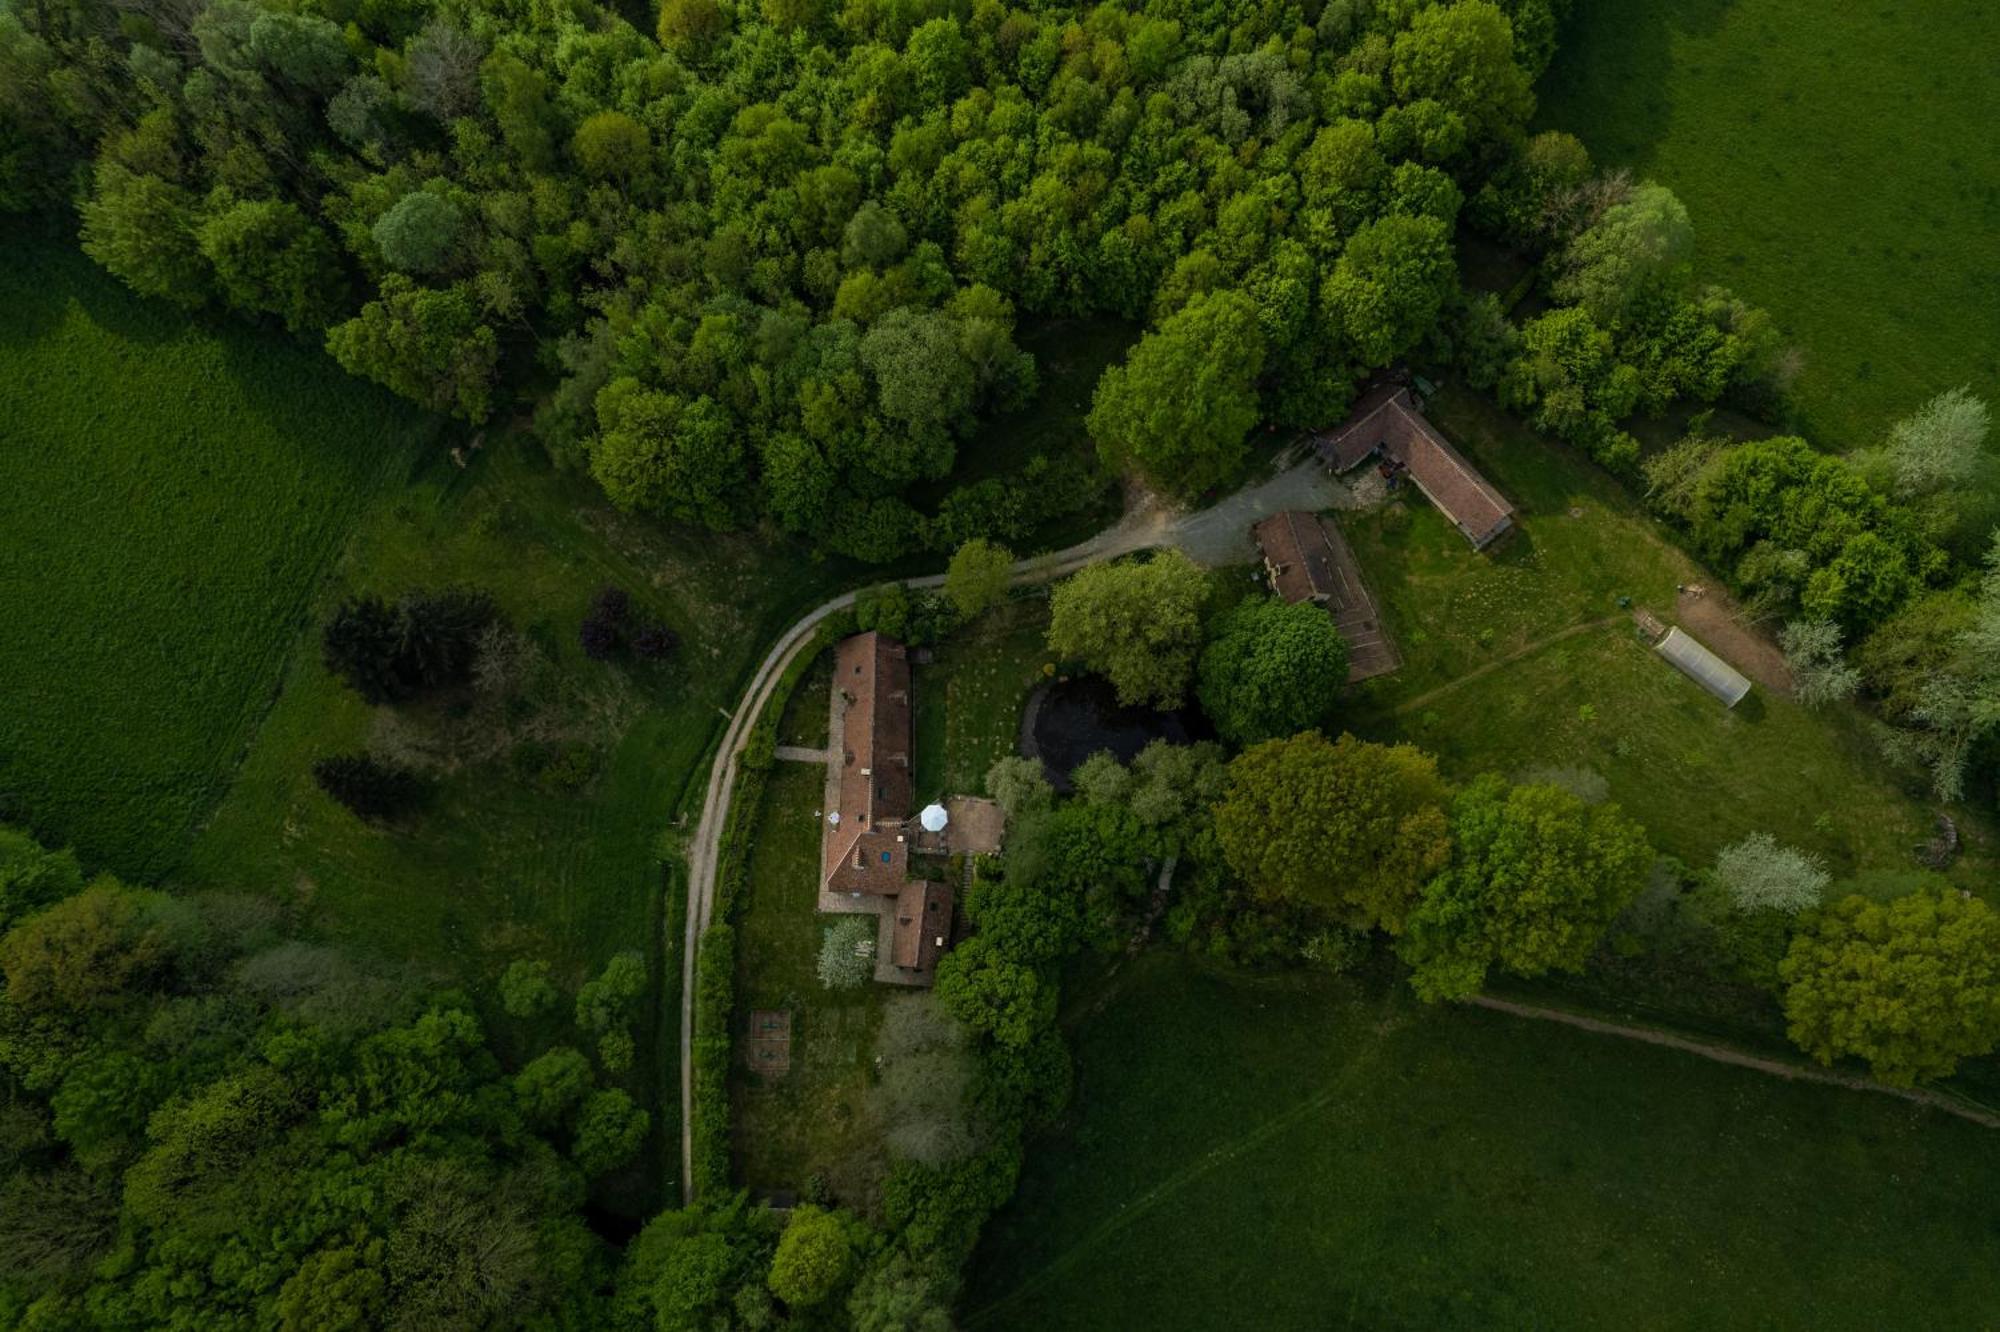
[912,598,1053,799]
[729,761,891,1207]
[966,952,2000,1329]
[1342,387,1987,881]
[1536,0,2000,451]
[0,228,435,879]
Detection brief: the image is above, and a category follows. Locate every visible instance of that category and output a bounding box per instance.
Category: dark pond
[1024,676,1214,790]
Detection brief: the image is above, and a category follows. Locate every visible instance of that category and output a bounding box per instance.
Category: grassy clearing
[0,227,434,878]
[912,597,1053,800]
[1535,0,2000,451]
[966,951,2000,1329]
[729,761,891,1206]
[1340,388,1986,880]
[176,435,854,1213]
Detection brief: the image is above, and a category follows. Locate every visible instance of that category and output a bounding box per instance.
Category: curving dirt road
[675,457,1351,1199]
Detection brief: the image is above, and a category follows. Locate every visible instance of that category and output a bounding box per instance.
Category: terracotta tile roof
[823,631,914,895]
[1252,510,1339,603]
[1315,388,1515,549]
[892,880,954,972]
[1252,511,1401,683]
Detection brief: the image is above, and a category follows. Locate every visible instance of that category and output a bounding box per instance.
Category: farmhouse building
[819,630,956,982]
[1317,386,1515,550]
[823,630,914,896]
[1251,510,1401,682]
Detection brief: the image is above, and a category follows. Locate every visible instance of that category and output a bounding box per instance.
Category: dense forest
[3,0,1578,560]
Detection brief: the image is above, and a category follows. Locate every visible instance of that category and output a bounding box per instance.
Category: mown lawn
[1535,0,2000,451]
[912,597,1052,800]
[1341,387,1988,880]
[0,227,434,878]
[965,951,2000,1330]
[729,761,891,1207]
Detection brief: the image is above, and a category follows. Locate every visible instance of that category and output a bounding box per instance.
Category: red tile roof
[823,631,914,895]
[892,880,954,972]
[1315,388,1514,549]
[1252,511,1339,603]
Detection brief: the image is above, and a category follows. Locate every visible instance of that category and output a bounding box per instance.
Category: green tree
[766,1205,856,1308]
[1389,0,1534,140]
[79,163,210,307]
[498,958,558,1018]
[588,382,746,529]
[371,190,468,275]
[932,935,1052,1047]
[1214,732,1451,932]
[1780,891,2000,1085]
[1399,777,1652,1000]
[943,538,1013,619]
[1046,551,1207,708]
[0,825,84,931]
[325,276,498,421]
[1321,213,1455,367]
[1196,596,1349,744]
[197,198,346,333]
[575,952,646,1033]
[1088,291,1265,498]
[573,1088,650,1174]
[985,755,1054,819]
[0,882,172,1013]
[570,110,650,182]
[1553,183,1694,324]
[847,1249,951,1331]
[511,1046,593,1128]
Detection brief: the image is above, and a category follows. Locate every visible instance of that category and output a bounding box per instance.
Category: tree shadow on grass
[1534,0,1742,164]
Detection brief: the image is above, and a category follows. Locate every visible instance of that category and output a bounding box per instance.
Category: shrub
[1712,832,1828,915]
[322,588,500,704]
[818,917,877,989]
[310,753,425,822]
[631,621,680,660]
[498,958,558,1018]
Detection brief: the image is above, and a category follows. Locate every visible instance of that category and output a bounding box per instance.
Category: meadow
[966,951,2000,1329]
[0,227,434,879]
[1342,387,1984,882]
[1535,0,2000,451]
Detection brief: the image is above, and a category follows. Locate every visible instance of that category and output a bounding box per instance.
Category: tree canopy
[1214,732,1451,933]
[1046,551,1207,708]
[1196,595,1350,744]
[1779,891,2000,1085]
[1399,777,1651,1000]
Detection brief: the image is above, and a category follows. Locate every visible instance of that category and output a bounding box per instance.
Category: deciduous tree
[1214,732,1451,932]
[1196,595,1349,744]
[1780,891,2000,1085]
[1088,291,1265,498]
[1046,551,1207,708]
[1399,777,1651,999]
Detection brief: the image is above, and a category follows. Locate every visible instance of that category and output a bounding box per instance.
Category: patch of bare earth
[1674,586,1792,693]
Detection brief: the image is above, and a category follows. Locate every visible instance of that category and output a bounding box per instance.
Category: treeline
[4,0,1564,558]
[0,825,658,1325]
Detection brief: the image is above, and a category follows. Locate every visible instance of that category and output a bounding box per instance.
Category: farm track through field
[1466,996,2000,1129]
[1393,615,1624,716]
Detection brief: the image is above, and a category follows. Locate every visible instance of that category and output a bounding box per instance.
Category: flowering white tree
[817,916,876,989]
[1886,385,1989,497]
[1712,832,1828,915]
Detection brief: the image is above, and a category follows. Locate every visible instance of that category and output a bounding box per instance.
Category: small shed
[1655,627,1752,707]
